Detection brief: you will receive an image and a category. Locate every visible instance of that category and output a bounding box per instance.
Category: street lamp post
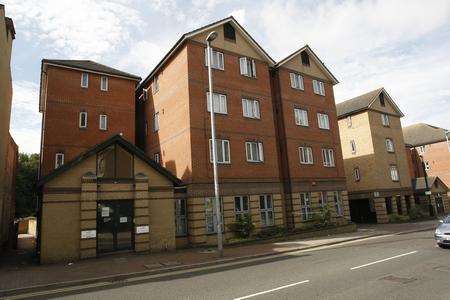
[206,31,223,257]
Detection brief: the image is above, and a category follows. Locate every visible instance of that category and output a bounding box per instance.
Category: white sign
[425,191,432,195]
[136,225,149,234]
[120,217,128,223]
[101,207,109,217]
[81,230,96,239]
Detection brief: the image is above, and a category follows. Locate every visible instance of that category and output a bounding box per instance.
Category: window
[242,99,260,119]
[143,88,149,101]
[312,80,325,96]
[424,161,430,171]
[381,113,390,126]
[418,145,426,154]
[207,92,227,114]
[294,108,308,126]
[317,113,330,129]
[239,57,256,77]
[390,165,399,181]
[209,139,230,164]
[322,148,335,167]
[234,196,249,220]
[205,197,223,234]
[300,192,312,221]
[79,111,87,128]
[97,145,133,179]
[290,73,304,90]
[300,51,310,66]
[99,114,107,131]
[260,195,274,227]
[153,112,159,132]
[333,191,343,216]
[385,138,395,152]
[152,76,159,94]
[55,153,64,169]
[354,167,361,181]
[81,73,88,88]
[320,192,328,210]
[379,93,385,107]
[223,22,236,41]
[154,153,160,164]
[245,141,264,162]
[299,146,313,164]
[100,76,108,91]
[205,49,224,70]
[175,199,187,236]
[346,116,352,128]
[350,140,356,154]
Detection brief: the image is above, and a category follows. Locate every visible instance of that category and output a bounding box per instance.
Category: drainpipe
[421,155,434,217]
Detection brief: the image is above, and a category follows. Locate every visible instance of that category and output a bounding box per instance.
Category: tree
[15,153,39,218]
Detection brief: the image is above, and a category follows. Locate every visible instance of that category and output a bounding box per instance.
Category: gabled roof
[137,16,275,92]
[412,176,448,191]
[37,135,182,187]
[275,45,338,84]
[403,123,449,147]
[336,87,404,118]
[42,59,141,81]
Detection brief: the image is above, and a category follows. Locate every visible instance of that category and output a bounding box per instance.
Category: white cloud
[230,8,246,24]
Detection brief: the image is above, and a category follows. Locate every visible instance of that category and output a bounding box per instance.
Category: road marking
[350,251,418,270]
[233,280,310,300]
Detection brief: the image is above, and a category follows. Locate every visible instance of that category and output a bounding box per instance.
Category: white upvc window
[175,199,187,236]
[242,99,260,119]
[207,92,227,114]
[418,145,426,154]
[350,140,356,154]
[209,139,230,164]
[81,73,89,88]
[320,192,328,209]
[153,112,159,132]
[100,76,108,91]
[294,108,308,126]
[322,148,335,167]
[154,153,160,164]
[239,57,256,77]
[300,192,312,221]
[55,153,64,169]
[390,166,399,181]
[99,114,107,130]
[313,79,325,96]
[290,73,304,90]
[234,196,249,221]
[354,167,361,181]
[299,146,313,164]
[205,197,223,234]
[346,116,352,128]
[205,48,224,70]
[317,113,330,129]
[152,76,159,94]
[245,141,264,162]
[424,161,430,171]
[333,191,343,216]
[385,138,395,152]
[79,111,88,128]
[381,113,390,126]
[260,195,274,227]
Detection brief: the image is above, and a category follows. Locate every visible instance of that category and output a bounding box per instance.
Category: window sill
[291,87,305,91]
[296,124,309,127]
[241,75,257,80]
[300,162,314,165]
[204,66,225,72]
[243,116,261,121]
[246,160,264,164]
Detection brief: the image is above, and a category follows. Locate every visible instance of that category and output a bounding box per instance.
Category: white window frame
[205,197,223,234]
[381,113,390,126]
[209,139,231,164]
[242,98,260,119]
[350,140,356,154]
[99,114,107,131]
[299,146,313,164]
[55,153,64,169]
[207,92,227,114]
[81,73,89,88]
[294,108,308,127]
[205,48,224,70]
[320,192,328,210]
[424,161,430,171]
[333,191,343,216]
[300,192,312,221]
[390,165,399,181]
[312,79,325,96]
[385,138,395,152]
[290,73,304,90]
[346,116,352,128]
[354,167,361,181]
[239,57,256,78]
[154,153,160,164]
[322,148,335,167]
[100,76,108,91]
[79,111,88,128]
[234,196,249,220]
[245,141,264,162]
[175,199,187,236]
[260,195,274,227]
[153,112,159,132]
[317,113,330,130]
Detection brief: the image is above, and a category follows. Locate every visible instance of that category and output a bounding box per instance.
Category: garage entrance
[349,199,377,223]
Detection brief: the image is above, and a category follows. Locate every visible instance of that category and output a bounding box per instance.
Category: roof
[42,59,141,81]
[37,135,183,187]
[5,17,15,39]
[137,16,275,93]
[275,45,338,85]
[403,123,449,147]
[412,176,448,191]
[336,87,404,118]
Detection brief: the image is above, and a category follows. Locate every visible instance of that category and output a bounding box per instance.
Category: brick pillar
[430,195,437,217]
[134,174,150,252]
[400,196,408,215]
[443,194,450,213]
[341,190,350,223]
[80,173,98,259]
[374,197,388,224]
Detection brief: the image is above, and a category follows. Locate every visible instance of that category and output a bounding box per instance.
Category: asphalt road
[42,230,450,299]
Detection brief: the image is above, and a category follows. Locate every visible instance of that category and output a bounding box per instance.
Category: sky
[3,0,450,154]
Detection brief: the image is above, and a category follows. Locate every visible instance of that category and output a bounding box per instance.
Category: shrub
[388,214,410,223]
[227,215,255,238]
[312,208,333,228]
[256,226,286,239]
[408,206,425,221]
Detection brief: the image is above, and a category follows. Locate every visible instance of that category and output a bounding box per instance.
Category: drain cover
[380,275,417,284]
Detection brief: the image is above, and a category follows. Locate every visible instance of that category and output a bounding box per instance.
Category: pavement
[0,220,440,299]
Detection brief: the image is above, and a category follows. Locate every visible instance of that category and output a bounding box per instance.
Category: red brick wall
[420,141,450,187]
[405,146,424,179]
[40,65,136,177]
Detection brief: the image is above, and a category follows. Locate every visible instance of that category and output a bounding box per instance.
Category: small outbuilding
[412,176,449,216]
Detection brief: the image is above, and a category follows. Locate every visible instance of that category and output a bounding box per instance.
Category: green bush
[388,214,410,223]
[408,206,425,221]
[256,225,286,239]
[312,208,333,228]
[227,214,255,238]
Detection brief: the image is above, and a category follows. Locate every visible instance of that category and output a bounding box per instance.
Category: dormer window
[301,51,310,66]
[223,22,236,41]
[379,93,385,107]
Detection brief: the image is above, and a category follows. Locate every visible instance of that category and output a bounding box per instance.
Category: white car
[435,215,450,248]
